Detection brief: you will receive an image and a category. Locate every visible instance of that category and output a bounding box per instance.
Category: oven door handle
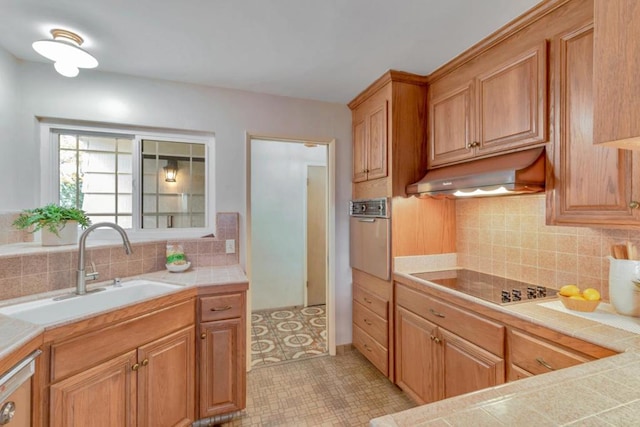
[356,218,376,223]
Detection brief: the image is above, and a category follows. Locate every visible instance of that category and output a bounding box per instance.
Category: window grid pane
[58,133,134,228]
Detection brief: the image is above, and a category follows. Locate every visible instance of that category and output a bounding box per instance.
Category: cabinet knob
[363,297,372,304]
[466,142,473,149]
[630,201,640,209]
[0,401,16,425]
[430,335,441,344]
[200,332,207,339]
[141,358,149,367]
[131,363,140,371]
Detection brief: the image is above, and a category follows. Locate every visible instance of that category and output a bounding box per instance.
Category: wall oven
[349,198,390,280]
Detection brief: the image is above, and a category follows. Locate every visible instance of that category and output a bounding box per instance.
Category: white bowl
[166,262,191,273]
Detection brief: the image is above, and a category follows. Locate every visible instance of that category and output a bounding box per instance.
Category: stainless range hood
[407,147,546,198]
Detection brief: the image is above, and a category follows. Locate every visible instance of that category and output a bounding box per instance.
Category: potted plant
[12,204,91,246]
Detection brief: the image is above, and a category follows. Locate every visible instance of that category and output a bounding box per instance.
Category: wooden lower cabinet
[50,351,138,427]
[199,318,245,417]
[440,328,504,399]
[395,307,438,404]
[395,306,505,405]
[138,327,195,427]
[197,288,247,419]
[50,327,194,427]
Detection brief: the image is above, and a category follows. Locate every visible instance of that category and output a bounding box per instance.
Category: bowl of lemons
[557,284,601,312]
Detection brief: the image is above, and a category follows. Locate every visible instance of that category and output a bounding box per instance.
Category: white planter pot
[41,221,78,246]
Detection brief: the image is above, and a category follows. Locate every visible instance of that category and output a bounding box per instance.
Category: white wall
[251,140,327,310]
[6,60,354,345]
[0,47,28,211]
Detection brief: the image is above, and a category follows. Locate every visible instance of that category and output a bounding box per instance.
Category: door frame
[303,163,328,307]
[245,133,337,370]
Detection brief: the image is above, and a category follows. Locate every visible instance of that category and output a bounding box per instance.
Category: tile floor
[225,348,416,426]
[251,305,327,367]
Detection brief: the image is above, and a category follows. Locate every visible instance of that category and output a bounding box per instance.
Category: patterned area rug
[251,305,327,367]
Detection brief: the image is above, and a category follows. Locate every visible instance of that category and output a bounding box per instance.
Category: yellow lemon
[559,284,580,297]
[582,288,601,301]
[569,295,586,301]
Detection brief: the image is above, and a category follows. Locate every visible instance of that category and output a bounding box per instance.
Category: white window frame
[39,120,216,242]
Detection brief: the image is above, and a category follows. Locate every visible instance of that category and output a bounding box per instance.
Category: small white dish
[166,262,191,273]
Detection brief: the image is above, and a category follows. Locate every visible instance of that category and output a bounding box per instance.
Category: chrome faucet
[76,222,132,295]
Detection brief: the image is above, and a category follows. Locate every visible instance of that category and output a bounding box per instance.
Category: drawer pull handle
[141,358,149,367]
[429,308,445,318]
[630,201,640,209]
[363,297,372,304]
[200,332,207,339]
[211,305,232,311]
[430,335,441,344]
[131,363,140,371]
[535,357,554,371]
[363,344,373,352]
[364,319,372,326]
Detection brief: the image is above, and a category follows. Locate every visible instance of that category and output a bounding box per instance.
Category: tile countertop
[0,265,247,365]
[371,264,640,426]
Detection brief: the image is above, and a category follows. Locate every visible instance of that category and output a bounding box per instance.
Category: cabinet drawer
[509,329,591,375]
[353,285,388,320]
[353,324,388,376]
[396,284,504,357]
[200,293,243,322]
[352,300,388,347]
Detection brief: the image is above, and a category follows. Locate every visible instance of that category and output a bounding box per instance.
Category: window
[42,123,213,236]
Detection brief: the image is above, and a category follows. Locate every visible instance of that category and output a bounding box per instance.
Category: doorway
[246,135,335,368]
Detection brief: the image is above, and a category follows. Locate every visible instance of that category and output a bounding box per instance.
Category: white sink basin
[0,280,183,326]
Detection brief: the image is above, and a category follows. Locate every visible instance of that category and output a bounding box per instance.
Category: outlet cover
[225,239,235,254]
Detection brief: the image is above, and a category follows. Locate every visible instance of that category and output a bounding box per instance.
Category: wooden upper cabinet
[352,118,367,183]
[429,83,474,167]
[428,43,548,168]
[349,70,428,199]
[593,0,640,148]
[367,102,389,180]
[548,22,640,227]
[476,42,547,155]
[351,97,388,183]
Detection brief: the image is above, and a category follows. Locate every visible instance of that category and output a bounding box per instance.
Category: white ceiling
[0,0,542,103]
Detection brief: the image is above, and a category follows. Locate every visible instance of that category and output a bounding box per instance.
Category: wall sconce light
[164,159,178,182]
[32,29,99,78]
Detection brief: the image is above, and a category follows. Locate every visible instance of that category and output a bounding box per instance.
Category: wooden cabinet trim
[50,299,195,382]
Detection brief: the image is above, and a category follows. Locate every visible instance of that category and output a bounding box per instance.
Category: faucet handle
[86,261,99,281]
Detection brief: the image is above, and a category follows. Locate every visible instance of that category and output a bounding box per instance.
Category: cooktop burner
[410,269,558,305]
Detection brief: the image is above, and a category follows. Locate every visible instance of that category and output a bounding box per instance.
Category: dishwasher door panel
[349,216,390,280]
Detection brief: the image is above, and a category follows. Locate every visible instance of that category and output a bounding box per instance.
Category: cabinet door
[353,117,367,182]
[199,318,245,417]
[549,23,640,226]
[50,351,137,427]
[395,306,438,404]
[429,83,474,167]
[476,42,547,155]
[439,328,505,400]
[366,101,388,180]
[593,0,640,147]
[137,326,195,427]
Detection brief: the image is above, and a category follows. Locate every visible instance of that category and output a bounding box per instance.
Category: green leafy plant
[12,204,91,236]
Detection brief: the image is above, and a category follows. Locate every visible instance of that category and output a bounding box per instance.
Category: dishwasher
[0,350,40,427]
[349,198,391,280]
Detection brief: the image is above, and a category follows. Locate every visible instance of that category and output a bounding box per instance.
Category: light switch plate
[225,239,235,254]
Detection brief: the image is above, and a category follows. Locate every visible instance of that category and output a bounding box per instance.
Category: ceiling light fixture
[32,29,98,77]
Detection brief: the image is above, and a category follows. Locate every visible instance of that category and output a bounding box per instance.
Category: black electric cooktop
[410,269,558,305]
